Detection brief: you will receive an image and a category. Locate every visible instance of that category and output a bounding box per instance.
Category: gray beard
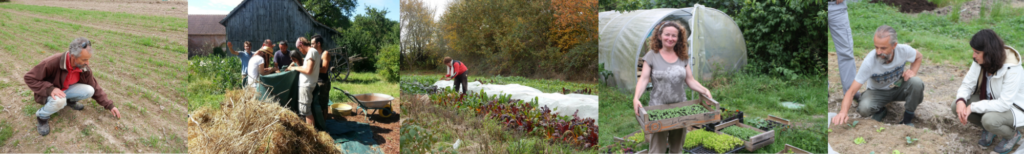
[878,53,893,64]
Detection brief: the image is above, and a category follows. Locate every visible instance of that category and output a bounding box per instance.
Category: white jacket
[959,46,1024,127]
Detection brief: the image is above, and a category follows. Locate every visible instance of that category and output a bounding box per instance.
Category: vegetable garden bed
[714,119,775,151]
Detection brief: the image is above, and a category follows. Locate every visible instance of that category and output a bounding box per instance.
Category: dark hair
[443,57,452,65]
[970,29,1006,74]
[243,41,252,47]
[311,34,323,45]
[278,41,287,46]
[297,37,310,47]
[649,21,689,60]
[289,50,304,65]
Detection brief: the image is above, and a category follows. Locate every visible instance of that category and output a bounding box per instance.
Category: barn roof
[188,15,227,35]
[218,0,341,35]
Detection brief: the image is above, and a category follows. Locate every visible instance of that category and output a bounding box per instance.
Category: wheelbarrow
[333,87,396,120]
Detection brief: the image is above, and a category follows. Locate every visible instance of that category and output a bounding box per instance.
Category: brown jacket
[23,52,114,110]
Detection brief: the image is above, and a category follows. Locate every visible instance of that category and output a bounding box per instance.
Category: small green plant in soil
[906,136,918,144]
[683,129,744,153]
[847,120,859,129]
[876,127,884,132]
[828,128,832,133]
[721,126,760,141]
[647,105,709,121]
[854,137,866,145]
[745,117,768,129]
[627,130,645,143]
[893,149,901,154]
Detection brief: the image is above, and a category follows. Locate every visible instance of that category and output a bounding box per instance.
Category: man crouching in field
[833,25,924,127]
[24,37,122,136]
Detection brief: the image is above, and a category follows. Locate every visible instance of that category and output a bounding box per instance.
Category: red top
[446,60,467,78]
[62,53,82,91]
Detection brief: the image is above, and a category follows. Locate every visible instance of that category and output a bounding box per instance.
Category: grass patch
[829,1,1024,66]
[330,72,400,103]
[0,3,186,31]
[0,120,14,145]
[598,73,827,152]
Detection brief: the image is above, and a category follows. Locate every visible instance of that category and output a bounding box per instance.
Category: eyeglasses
[81,40,90,49]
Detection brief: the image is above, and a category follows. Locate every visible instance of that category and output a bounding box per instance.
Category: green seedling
[847,120,859,129]
[854,137,866,145]
[906,136,918,144]
[893,149,901,154]
[876,127,884,132]
[828,128,832,133]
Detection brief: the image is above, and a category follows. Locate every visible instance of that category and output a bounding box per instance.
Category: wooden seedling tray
[767,115,791,129]
[635,94,721,134]
[715,119,775,152]
[776,144,811,154]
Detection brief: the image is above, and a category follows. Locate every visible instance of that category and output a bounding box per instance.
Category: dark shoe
[872,107,887,121]
[68,101,84,110]
[37,117,50,136]
[980,130,996,147]
[900,111,915,127]
[995,131,1021,154]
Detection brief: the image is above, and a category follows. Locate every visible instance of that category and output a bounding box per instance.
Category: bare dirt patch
[326,98,402,154]
[828,53,1022,153]
[829,119,949,154]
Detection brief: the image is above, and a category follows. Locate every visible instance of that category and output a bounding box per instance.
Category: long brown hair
[649,21,689,60]
[970,29,1006,75]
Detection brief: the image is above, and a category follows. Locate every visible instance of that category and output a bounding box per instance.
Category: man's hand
[110,107,122,119]
[903,70,917,81]
[51,88,65,100]
[633,99,643,116]
[832,111,849,126]
[227,42,233,48]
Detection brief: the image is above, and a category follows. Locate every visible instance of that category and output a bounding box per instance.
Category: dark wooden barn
[219,0,341,52]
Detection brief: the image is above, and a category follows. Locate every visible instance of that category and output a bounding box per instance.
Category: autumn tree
[400,0,437,69]
[550,0,598,52]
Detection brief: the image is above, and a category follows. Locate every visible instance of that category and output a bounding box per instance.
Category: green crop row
[647,105,708,121]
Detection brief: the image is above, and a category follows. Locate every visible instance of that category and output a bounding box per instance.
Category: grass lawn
[828,1,1024,66]
[330,72,400,103]
[598,73,828,152]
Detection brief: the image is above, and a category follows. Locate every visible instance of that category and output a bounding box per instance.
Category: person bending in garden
[245,48,277,88]
[288,37,321,125]
[631,21,714,153]
[832,25,924,127]
[441,56,468,94]
[952,29,1024,154]
[25,37,122,136]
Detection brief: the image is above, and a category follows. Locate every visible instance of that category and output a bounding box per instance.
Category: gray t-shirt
[643,51,692,106]
[298,48,321,88]
[855,44,918,90]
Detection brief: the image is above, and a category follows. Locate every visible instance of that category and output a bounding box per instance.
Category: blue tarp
[325,119,383,154]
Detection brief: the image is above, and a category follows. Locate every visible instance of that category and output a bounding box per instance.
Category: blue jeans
[36,83,94,119]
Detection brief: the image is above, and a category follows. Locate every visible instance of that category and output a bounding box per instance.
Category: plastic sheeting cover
[599,5,747,93]
[433,81,599,120]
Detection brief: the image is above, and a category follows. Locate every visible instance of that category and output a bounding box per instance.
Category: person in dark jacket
[24,37,121,136]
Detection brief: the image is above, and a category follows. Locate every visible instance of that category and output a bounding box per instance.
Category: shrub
[733,0,827,76]
[376,44,400,83]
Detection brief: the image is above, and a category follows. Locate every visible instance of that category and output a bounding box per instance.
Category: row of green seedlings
[684,129,744,153]
[835,121,920,146]
[647,104,709,121]
[430,87,600,149]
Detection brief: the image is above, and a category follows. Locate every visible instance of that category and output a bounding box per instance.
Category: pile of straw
[188,88,339,153]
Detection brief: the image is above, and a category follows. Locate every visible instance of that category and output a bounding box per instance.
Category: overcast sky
[189,0,399,21]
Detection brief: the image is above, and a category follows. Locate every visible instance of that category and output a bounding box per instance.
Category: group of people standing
[225,35,332,126]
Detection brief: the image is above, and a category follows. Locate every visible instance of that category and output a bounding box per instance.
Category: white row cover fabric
[433,81,600,120]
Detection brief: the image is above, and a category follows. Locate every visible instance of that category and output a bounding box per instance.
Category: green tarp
[255,71,327,130]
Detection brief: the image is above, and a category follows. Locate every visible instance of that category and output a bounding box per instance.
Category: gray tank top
[643,51,690,106]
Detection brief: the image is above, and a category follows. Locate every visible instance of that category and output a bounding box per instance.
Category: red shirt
[446,60,467,78]
[62,53,82,91]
